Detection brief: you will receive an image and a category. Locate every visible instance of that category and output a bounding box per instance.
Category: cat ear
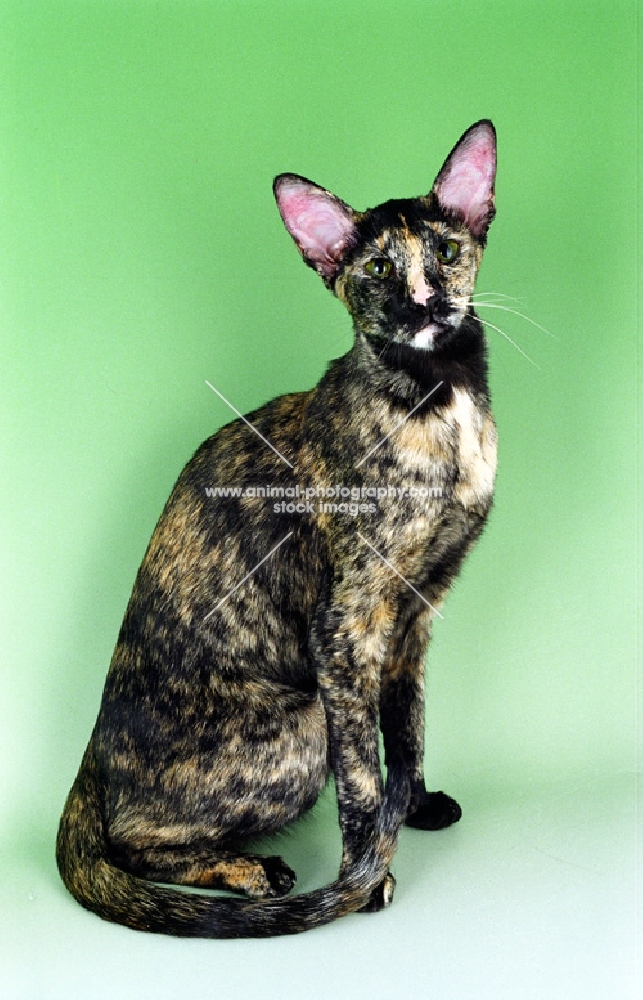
[273,174,357,280]
[432,121,497,239]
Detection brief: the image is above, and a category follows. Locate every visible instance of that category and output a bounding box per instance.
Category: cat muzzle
[410,295,454,349]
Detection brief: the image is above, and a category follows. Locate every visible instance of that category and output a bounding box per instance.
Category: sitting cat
[57,120,498,938]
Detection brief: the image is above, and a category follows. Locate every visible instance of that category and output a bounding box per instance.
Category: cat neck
[349,312,490,411]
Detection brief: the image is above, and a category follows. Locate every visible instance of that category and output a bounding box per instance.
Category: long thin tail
[56,750,411,938]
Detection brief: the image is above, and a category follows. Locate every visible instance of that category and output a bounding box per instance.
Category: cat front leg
[310,585,396,877]
[380,602,462,831]
[315,645,384,871]
[312,634,399,912]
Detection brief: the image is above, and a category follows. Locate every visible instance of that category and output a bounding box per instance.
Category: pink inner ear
[434,125,496,237]
[275,177,355,278]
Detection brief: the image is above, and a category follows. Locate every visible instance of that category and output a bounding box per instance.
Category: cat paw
[358,872,396,913]
[406,790,462,830]
[259,856,297,897]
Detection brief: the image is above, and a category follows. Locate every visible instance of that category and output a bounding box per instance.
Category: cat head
[274,120,496,353]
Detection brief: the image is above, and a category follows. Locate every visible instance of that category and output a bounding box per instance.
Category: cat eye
[436,240,461,264]
[364,258,393,278]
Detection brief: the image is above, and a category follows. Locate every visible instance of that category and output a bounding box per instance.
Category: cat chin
[364,320,459,356]
[411,327,437,350]
[378,327,441,352]
[409,316,469,351]
[410,323,454,351]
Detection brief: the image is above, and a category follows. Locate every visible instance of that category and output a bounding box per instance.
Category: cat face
[333,203,483,351]
[274,121,496,354]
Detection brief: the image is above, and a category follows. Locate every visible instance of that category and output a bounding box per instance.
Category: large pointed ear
[432,121,497,239]
[273,174,357,281]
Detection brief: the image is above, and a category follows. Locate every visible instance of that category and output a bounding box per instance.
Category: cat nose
[410,273,433,305]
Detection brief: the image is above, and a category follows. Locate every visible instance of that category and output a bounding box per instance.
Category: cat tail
[56,746,411,939]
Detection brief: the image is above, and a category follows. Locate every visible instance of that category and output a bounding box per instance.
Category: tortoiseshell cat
[57,121,498,937]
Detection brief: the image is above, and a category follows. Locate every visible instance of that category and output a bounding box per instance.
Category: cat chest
[387,388,497,514]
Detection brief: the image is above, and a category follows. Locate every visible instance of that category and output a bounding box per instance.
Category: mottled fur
[57,122,498,937]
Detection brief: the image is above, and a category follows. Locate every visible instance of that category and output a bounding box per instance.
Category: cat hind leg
[113,843,296,899]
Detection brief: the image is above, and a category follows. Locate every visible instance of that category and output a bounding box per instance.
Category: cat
[56,120,498,938]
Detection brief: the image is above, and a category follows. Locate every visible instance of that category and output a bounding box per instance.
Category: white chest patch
[448,388,497,509]
[374,387,497,513]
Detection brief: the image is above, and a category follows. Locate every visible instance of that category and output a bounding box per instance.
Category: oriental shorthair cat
[57,121,498,938]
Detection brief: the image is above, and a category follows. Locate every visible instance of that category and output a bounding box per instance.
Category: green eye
[436,240,461,264]
[365,258,393,278]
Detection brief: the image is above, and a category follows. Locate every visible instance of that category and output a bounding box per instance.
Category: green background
[1,2,639,997]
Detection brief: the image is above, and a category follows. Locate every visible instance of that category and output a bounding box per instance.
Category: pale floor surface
[1,771,639,1000]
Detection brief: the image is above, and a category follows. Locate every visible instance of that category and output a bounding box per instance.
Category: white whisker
[477,318,540,368]
[471,291,521,302]
[473,302,557,339]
